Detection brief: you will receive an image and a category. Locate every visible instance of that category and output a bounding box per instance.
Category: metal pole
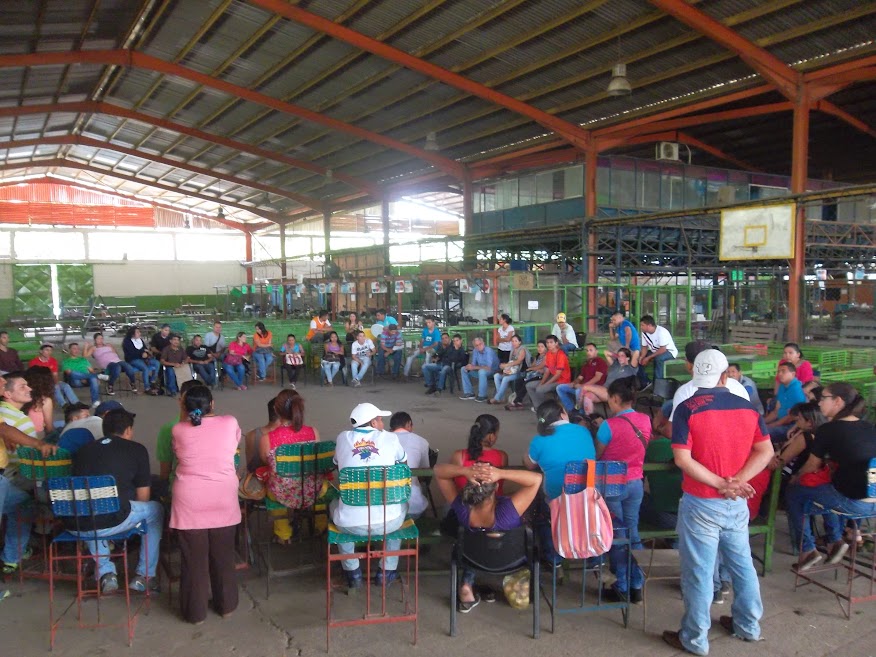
[788,94,809,342]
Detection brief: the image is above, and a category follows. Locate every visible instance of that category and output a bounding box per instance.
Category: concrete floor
[2,373,875,656]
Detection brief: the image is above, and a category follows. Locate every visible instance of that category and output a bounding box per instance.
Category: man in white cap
[331,402,408,592]
[662,349,773,656]
[551,312,578,355]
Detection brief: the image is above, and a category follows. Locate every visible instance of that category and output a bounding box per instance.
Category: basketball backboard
[719,203,795,260]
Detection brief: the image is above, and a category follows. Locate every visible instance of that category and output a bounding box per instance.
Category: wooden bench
[411,463,782,575]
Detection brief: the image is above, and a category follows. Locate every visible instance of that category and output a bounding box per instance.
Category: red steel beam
[247,0,592,151]
[648,0,801,99]
[0,50,465,179]
[0,158,274,230]
[1,134,322,210]
[814,101,876,140]
[0,101,377,195]
[804,54,876,82]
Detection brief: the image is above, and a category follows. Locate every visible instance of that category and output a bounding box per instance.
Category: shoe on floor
[712,589,725,605]
[457,593,481,613]
[97,373,110,381]
[344,568,363,594]
[474,396,488,403]
[425,386,436,395]
[0,589,10,602]
[129,575,160,593]
[459,393,475,400]
[720,580,731,595]
[826,541,849,564]
[2,548,33,575]
[793,551,823,572]
[600,586,628,603]
[662,631,694,653]
[99,572,119,594]
[719,615,764,642]
[106,384,115,395]
[373,569,399,587]
[629,587,643,605]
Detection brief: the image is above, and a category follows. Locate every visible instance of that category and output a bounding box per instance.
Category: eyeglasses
[820,394,836,400]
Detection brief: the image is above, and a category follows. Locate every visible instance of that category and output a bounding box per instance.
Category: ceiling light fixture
[217,206,225,219]
[325,168,333,182]
[424,131,440,152]
[607,63,632,96]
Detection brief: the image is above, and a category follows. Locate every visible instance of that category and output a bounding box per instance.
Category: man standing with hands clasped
[662,349,773,656]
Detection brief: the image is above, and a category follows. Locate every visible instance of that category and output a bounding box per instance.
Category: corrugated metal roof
[0,0,873,225]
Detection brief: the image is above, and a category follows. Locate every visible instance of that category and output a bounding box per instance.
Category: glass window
[481,185,496,212]
[15,230,85,260]
[661,164,684,210]
[596,162,611,206]
[564,166,583,198]
[610,160,635,208]
[518,175,535,206]
[684,167,707,208]
[536,171,554,204]
[637,162,661,210]
[496,179,519,210]
[553,170,566,200]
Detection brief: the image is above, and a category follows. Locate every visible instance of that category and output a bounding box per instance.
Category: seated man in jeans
[458,337,499,403]
[375,324,403,379]
[68,408,163,593]
[185,335,216,386]
[88,332,138,396]
[423,333,466,395]
[62,342,107,408]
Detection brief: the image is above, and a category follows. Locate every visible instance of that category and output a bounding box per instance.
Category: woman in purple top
[435,462,542,613]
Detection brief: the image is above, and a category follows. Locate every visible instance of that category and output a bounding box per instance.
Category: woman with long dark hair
[171,386,241,624]
[259,389,321,543]
[224,331,252,390]
[450,415,508,495]
[496,313,515,364]
[22,366,56,437]
[252,322,274,381]
[786,383,876,571]
[122,326,160,394]
[321,331,344,386]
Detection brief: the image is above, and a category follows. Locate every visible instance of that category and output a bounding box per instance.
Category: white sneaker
[97,373,110,381]
[92,401,101,408]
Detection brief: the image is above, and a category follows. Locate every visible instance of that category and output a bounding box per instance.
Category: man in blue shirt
[609,311,642,368]
[764,362,806,443]
[375,309,398,328]
[458,337,499,402]
[403,315,441,378]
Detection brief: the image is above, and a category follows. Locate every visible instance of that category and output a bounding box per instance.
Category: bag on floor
[502,568,531,609]
[549,459,613,559]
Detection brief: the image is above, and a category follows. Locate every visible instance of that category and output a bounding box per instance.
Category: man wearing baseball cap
[331,403,408,592]
[662,349,773,655]
[551,312,578,355]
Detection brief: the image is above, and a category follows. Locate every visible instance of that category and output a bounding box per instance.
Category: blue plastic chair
[47,475,150,649]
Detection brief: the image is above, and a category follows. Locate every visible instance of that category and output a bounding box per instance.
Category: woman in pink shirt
[171,386,241,624]
[774,342,816,394]
[259,389,320,543]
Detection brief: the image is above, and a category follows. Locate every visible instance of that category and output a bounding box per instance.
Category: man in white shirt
[668,342,750,422]
[551,312,578,355]
[203,321,226,356]
[332,403,408,592]
[389,412,430,519]
[349,331,376,387]
[639,315,679,386]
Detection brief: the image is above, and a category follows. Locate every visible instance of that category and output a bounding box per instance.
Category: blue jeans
[423,363,451,389]
[164,367,180,395]
[54,382,78,406]
[786,483,876,553]
[560,343,577,355]
[253,350,273,379]
[638,352,675,386]
[375,350,401,377]
[605,478,645,593]
[68,371,100,403]
[129,358,160,388]
[104,361,137,386]
[677,494,763,655]
[0,476,33,564]
[322,360,340,383]
[330,501,404,572]
[351,357,371,381]
[225,363,246,388]
[192,362,216,386]
[461,368,490,398]
[768,423,792,443]
[492,372,520,402]
[70,500,163,579]
[556,383,578,412]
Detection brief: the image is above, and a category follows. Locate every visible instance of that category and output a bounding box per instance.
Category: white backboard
[719,203,795,260]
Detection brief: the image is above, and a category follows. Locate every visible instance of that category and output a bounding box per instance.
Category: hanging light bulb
[217,206,225,219]
[424,131,440,152]
[325,168,333,182]
[607,63,632,96]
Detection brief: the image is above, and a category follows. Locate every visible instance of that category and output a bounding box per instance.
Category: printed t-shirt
[421,326,441,349]
[351,340,375,359]
[669,378,750,421]
[671,387,768,499]
[186,345,210,363]
[332,427,407,528]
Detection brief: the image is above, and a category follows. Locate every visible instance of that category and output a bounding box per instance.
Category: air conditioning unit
[656,141,680,161]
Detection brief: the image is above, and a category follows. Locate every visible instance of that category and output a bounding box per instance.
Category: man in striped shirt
[0,372,57,582]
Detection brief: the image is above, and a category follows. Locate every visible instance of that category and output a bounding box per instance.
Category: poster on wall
[370,281,387,294]
[394,280,405,294]
[404,280,413,293]
[340,282,354,294]
[433,280,444,295]
[459,279,470,293]
[326,282,336,293]
[318,283,326,294]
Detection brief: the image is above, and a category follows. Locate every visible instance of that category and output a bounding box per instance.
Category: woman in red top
[224,332,253,390]
[259,390,321,543]
[451,414,509,496]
